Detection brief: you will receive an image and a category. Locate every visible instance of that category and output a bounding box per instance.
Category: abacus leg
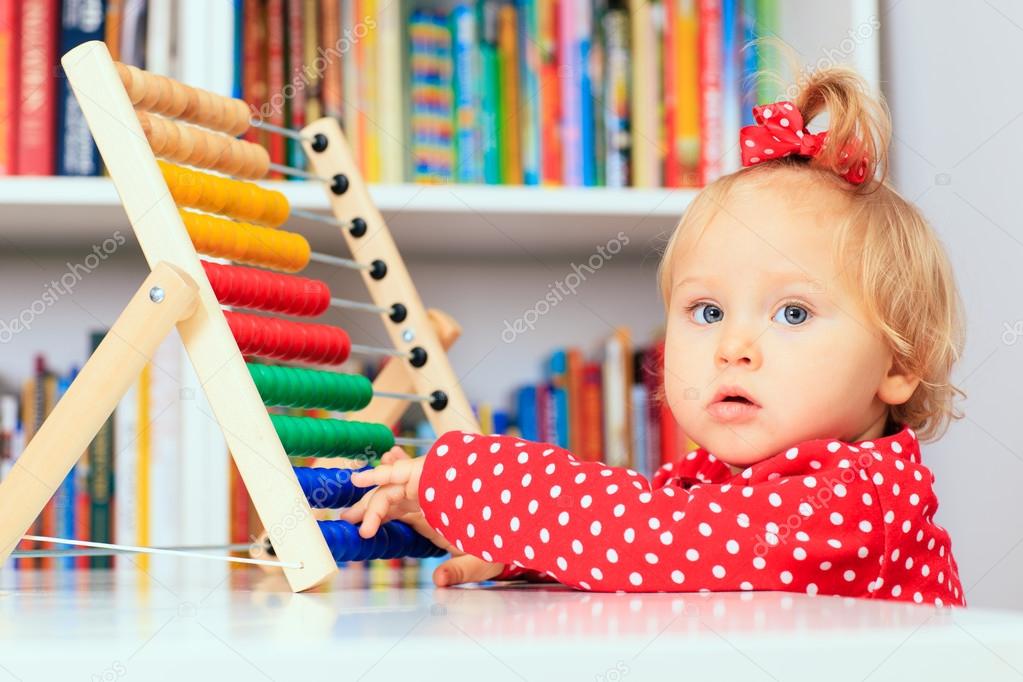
[0,262,199,564]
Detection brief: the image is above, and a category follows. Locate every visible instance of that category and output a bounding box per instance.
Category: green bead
[247,363,374,412]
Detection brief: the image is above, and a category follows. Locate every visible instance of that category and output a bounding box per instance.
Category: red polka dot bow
[739,100,868,185]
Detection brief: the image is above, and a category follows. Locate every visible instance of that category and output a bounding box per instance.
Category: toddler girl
[344,65,967,607]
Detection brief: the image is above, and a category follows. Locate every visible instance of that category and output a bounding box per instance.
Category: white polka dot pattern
[418,424,964,607]
[739,100,869,185]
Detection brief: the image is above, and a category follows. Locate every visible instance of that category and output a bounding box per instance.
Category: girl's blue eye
[690,303,723,325]
[774,304,811,326]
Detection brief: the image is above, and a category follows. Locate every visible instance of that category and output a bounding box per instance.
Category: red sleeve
[493,564,559,583]
[418,430,886,594]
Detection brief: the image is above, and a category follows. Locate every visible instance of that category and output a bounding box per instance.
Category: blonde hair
[656,64,966,443]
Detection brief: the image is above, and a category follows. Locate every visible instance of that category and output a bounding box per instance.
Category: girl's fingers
[433,554,504,587]
[351,459,414,488]
[381,447,411,465]
[338,496,368,524]
[358,483,410,538]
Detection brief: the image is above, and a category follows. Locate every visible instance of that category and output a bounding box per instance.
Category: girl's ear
[878,355,920,406]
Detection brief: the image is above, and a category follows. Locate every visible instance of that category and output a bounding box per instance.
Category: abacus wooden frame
[53,40,338,591]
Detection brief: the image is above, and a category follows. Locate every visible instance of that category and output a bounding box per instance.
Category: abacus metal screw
[149,286,165,303]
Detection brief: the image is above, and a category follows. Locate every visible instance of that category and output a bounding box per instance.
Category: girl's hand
[344,446,505,587]
[344,447,428,539]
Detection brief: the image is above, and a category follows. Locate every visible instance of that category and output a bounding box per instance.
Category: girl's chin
[693,424,785,466]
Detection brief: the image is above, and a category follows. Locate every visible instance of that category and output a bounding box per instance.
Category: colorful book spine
[57,0,106,177]
[243,0,268,149]
[515,386,539,440]
[286,0,306,171]
[104,0,122,59]
[410,10,431,182]
[628,0,658,186]
[300,0,320,121]
[320,0,341,122]
[720,0,741,174]
[233,0,245,98]
[17,0,58,176]
[579,362,604,462]
[577,1,596,186]
[339,0,359,165]
[601,5,630,188]
[641,345,663,477]
[753,0,778,102]
[477,0,500,184]
[53,371,76,570]
[361,0,379,182]
[675,0,701,185]
[266,0,287,178]
[538,0,560,185]
[0,0,20,175]
[113,372,138,567]
[518,0,540,185]
[547,350,569,448]
[697,0,722,184]
[740,0,757,125]
[496,3,521,184]
[86,332,114,568]
[566,348,584,454]
[602,329,631,467]
[630,380,649,477]
[377,0,404,183]
[557,0,581,185]
[433,12,454,182]
[451,4,483,183]
[663,0,678,186]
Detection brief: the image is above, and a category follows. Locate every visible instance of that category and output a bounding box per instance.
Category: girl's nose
[715,322,763,370]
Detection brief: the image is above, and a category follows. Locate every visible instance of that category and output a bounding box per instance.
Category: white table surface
[2,559,1023,682]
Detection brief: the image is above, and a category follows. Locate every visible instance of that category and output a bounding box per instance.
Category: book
[0,0,20,175]
[451,3,483,183]
[698,0,723,184]
[16,0,59,176]
[56,0,106,177]
[86,333,113,568]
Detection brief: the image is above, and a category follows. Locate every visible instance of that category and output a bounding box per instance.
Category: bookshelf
[0,177,691,259]
[0,0,884,442]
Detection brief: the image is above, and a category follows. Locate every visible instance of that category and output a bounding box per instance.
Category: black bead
[388,303,407,323]
[330,174,349,195]
[409,347,428,367]
[429,390,448,411]
[349,217,367,237]
[311,133,328,153]
[370,259,387,280]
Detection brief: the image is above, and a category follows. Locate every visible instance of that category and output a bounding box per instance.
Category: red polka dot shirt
[418,423,965,607]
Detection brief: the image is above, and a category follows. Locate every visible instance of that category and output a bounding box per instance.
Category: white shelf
[0,177,694,260]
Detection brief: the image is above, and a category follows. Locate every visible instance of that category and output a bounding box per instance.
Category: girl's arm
[418,430,886,594]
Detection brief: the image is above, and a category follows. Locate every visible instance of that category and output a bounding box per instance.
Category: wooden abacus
[0,41,479,592]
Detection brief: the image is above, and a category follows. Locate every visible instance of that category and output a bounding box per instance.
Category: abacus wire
[267,161,329,182]
[22,535,302,568]
[308,251,370,271]
[291,207,354,230]
[249,118,316,143]
[13,542,254,559]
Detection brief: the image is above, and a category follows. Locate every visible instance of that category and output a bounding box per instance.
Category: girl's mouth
[707,396,761,422]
